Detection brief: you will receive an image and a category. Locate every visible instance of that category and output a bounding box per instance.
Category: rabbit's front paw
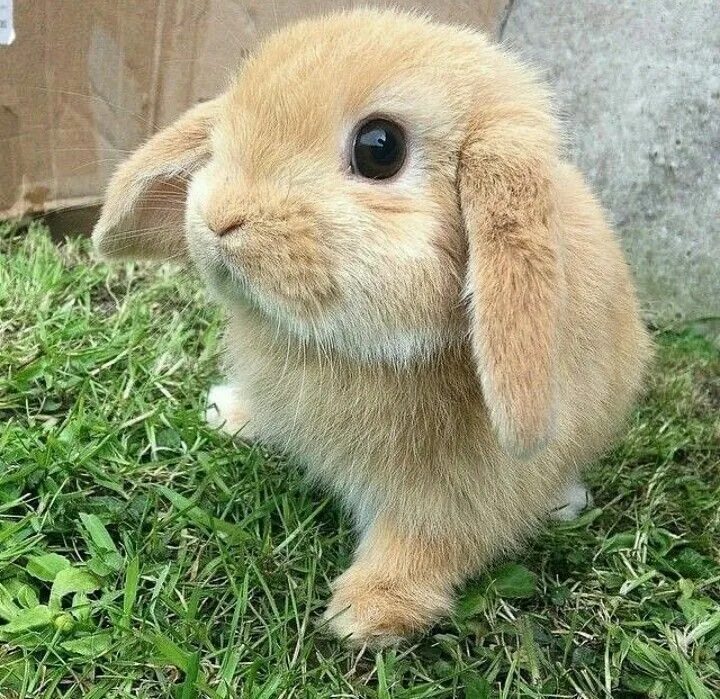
[550,480,594,521]
[323,567,451,647]
[205,384,254,438]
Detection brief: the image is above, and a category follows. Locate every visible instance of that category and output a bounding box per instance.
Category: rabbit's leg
[205,383,255,438]
[550,480,594,521]
[324,516,467,646]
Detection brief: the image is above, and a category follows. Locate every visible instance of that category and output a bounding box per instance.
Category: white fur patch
[205,383,239,430]
[282,315,446,366]
[550,481,594,521]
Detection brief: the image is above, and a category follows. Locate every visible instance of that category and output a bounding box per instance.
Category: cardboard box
[0,1,509,229]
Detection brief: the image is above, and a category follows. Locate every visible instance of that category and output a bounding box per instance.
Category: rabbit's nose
[208,215,247,237]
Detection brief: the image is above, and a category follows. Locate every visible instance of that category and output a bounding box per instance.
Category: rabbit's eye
[351,118,406,180]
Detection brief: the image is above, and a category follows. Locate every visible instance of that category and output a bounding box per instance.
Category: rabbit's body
[92,10,650,644]
[221,160,646,541]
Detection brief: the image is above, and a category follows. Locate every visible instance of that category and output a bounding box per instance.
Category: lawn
[0,221,718,698]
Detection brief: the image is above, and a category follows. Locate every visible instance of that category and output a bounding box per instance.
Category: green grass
[0,221,718,698]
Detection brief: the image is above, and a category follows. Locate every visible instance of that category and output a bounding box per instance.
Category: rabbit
[92,8,651,646]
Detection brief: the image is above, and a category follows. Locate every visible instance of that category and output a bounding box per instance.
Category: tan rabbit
[92,9,651,646]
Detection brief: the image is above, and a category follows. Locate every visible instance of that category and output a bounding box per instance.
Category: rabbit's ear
[92,98,221,261]
[458,111,564,458]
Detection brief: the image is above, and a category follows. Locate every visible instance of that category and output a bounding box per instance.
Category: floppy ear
[92,98,221,261]
[458,109,564,458]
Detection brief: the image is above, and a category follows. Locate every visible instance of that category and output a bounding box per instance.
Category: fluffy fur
[92,9,651,646]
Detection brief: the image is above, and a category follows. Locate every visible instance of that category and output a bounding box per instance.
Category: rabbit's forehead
[216,22,472,161]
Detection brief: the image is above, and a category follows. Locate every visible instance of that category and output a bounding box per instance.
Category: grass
[0,221,718,698]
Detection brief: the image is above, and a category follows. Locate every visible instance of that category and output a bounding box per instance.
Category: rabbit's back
[553,163,652,457]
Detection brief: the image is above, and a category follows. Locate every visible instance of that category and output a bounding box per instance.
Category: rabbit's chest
[224,313,483,473]
[246,357,424,456]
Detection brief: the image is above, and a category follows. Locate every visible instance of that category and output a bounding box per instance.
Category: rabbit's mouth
[199,242,449,365]
[194,228,340,322]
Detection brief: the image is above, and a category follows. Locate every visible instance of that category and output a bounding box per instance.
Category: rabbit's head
[93,9,563,457]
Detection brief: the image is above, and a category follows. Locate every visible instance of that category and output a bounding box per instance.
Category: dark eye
[351,118,406,180]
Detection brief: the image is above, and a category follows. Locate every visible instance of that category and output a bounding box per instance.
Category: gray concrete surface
[503,1,719,329]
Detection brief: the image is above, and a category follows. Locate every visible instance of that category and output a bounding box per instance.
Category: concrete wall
[503,1,719,328]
